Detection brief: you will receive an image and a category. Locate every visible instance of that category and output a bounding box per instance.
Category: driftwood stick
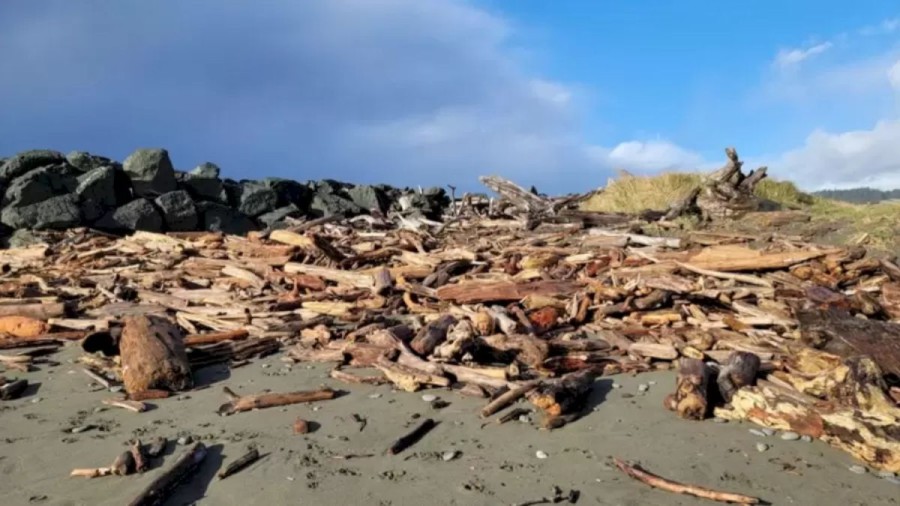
[388,418,437,455]
[613,457,760,504]
[217,387,338,415]
[218,448,261,480]
[480,380,541,418]
[102,398,148,413]
[70,467,113,478]
[131,440,148,473]
[129,442,208,506]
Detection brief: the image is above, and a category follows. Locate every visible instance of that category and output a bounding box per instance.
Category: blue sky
[1,1,899,193]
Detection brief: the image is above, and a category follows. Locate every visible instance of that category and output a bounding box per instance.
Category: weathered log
[218,448,261,480]
[120,315,192,395]
[480,333,549,368]
[528,369,595,417]
[480,380,541,418]
[0,315,49,338]
[131,440,148,473]
[0,302,66,320]
[218,386,338,415]
[409,314,457,357]
[665,358,711,420]
[613,457,760,504]
[0,378,28,400]
[717,351,760,402]
[129,442,207,506]
[798,307,900,377]
[374,355,450,392]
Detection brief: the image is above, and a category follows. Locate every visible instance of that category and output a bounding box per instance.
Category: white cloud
[860,18,900,36]
[592,140,705,174]
[773,42,833,68]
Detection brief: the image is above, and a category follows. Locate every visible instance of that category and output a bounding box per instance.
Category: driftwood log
[120,315,192,395]
[129,442,208,506]
[217,386,338,415]
[527,369,595,418]
[716,351,760,403]
[664,358,711,420]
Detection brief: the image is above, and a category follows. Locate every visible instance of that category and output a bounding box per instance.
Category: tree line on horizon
[813,187,900,204]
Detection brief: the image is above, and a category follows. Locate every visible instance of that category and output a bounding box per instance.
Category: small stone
[177,435,193,445]
[648,381,656,386]
[261,363,270,369]
[293,418,310,434]
[712,417,728,424]
[637,384,649,393]
[780,431,801,441]
[761,428,775,436]
[535,451,548,459]
[286,476,295,482]
[519,415,532,423]
[612,383,622,389]
[755,443,769,452]
[31,397,41,403]
[749,429,767,437]
[368,393,382,399]
[70,424,96,434]
[442,450,459,462]
[421,394,437,402]
[848,465,868,475]
[312,406,321,412]
[877,470,897,479]
[801,435,813,443]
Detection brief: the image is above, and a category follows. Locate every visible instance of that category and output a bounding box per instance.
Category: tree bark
[120,315,193,395]
[665,358,711,420]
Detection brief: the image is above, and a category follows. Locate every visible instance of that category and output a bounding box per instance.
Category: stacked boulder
[0,148,450,238]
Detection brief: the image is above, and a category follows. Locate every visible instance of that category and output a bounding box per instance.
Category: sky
[1,1,899,193]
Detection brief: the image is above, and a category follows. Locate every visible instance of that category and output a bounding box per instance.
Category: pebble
[109,386,124,393]
[261,363,270,369]
[749,429,767,437]
[648,381,656,386]
[876,470,897,479]
[780,431,801,441]
[519,415,532,423]
[442,450,459,462]
[70,424,96,434]
[535,451,548,459]
[421,394,437,402]
[177,435,194,445]
[761,428,775,436]
[801,435,813,443]
[31,397,41,403]
[637,384,649,393]
[848,465,868,475]
[712,418,728,424]
[611,383,622,389]
[756,443,769,452]
[368,393,382,399]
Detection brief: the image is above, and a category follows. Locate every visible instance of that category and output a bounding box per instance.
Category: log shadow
[164,443,224,505]
[583,377,614,412]
[18,381,41,399]
[191,363,231,389]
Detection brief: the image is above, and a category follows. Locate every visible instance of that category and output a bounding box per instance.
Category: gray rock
[849,465,868,475]
[761,428,775,436]
[197,201,257,235]
[4,229,46,248]
[3,164,79,207]
[190,162,221,179]
[264,178,311,210]
[222,179,243,207]
[155,190,198,231]
[755,442,769,452]
[780,431,801,441]
[345,184,389,214]
[75,166,133,222]
[0,150,65,183]
[257,204,302,228]
[309,192,363,218]
[313,179,350,195]
[123,148,178,197]
[1,194,82,229]
[95,198,163,232]
[66,151,119,172]
[180,172,226,203]
[238,181,278,217]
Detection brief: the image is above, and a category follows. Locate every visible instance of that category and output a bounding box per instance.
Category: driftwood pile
[0,175,899,499]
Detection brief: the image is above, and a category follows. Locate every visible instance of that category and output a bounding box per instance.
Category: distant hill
[813,187,900,204]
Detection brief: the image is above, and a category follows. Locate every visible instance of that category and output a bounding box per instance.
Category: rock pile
[0,148,450,238]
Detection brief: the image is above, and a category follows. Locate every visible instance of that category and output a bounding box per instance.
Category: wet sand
[2,347,897,505]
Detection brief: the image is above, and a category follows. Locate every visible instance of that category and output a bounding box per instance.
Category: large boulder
[395,186,449,220]
[197,202,257,235]
[345,184,389,214]
[75,166,133,222]
[95,198,163,232]
[66,151,120,172]
[123,148,178,197]
[0,194,82,230]
[222,179,243,208]
[264,178,312,210]
[154,190,198,231]
[3,164,79,207]
[238,181,278,217]
[0,150,66,183]
[191,162,220,178]
[179,173,226,203]
[309,192,363,218]
[257,204,303,228]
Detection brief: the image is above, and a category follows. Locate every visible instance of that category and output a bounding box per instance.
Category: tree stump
[120,315,192,395]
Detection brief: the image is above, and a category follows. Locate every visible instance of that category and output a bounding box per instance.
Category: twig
[480,381,540,418]
[388,418,437,455]
[613,457,761,504]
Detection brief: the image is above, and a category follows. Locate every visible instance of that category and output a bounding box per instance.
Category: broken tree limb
[218,448,261,480]
[480,380,542,418]
[479,175,551,215]
[388,418,437,455]
[528,369,595,417]
[217,386,338,415]
[613,457,760,504]
[409,314,457,357]
[129,442,208,506]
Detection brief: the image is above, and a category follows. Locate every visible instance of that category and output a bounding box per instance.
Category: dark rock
[313,179,351,195]
[75,166,133,222]
[257,204,302,228]
[3,164,79,208]
[66,151,120,172]
[197,202,257,235]
[190,162,220,179]
[3,229,46,248]
[238,181,278,217]
[345,184,389,214]
[155,190,198,231]
[1,194,82,230]
[95,198,163,232]
[222,179,243,208]
[123,148,178,197]
[309,192,363,218]
[394,187,449,220]
[179,172,226,203]
[264,178,312,210]
[0,150,66,183]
